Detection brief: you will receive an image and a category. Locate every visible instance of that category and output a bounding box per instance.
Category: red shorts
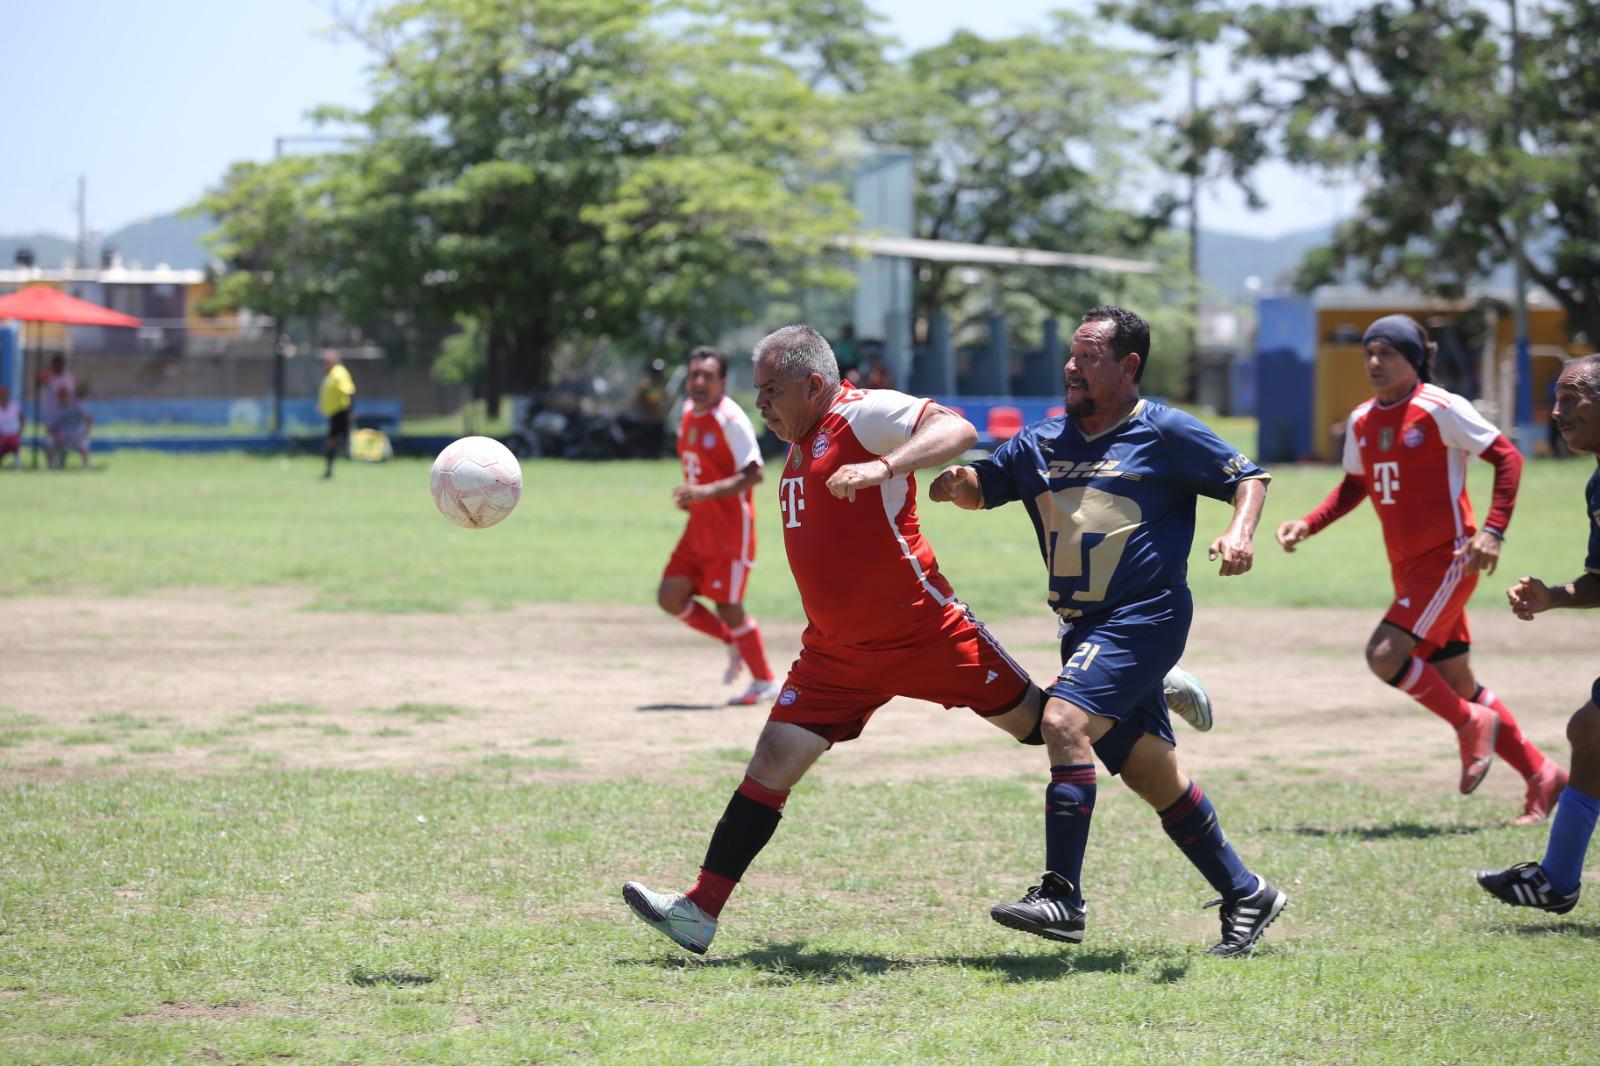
[767,603,1032,744]
[0,434,18,457]
[663,535,752,604]
[1384,543,1476,657]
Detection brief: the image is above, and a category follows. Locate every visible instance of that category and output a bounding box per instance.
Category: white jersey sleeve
[715,396,762,469]
[1341,404,1368,475]
[1431,390,1502,456]
[838,389,933,456]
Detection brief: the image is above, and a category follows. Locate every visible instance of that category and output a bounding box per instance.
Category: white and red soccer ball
[429,436,523,529]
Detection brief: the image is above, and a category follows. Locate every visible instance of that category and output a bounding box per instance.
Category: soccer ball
[429,436,523,529]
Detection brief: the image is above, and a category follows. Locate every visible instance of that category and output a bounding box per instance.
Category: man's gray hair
[752,324,840,391]
[1562,354,1600,401]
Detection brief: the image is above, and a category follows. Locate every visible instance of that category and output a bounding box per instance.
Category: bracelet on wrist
[1482,527,1504,540]
[879,456,895,479]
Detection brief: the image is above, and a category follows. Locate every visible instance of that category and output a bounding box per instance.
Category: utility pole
[75,175,88,269]
[1508,0,1534,449]
[1186,45,1202,404]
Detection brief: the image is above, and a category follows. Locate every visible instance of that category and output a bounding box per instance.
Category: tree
[860,15,1197,398]
[199,0,862,414]
[1106,0,1600,344]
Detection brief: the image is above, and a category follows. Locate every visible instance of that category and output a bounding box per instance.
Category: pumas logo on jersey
[810,431,831,459]
[703,432,717,449]
[1402,426,1424,448]
[1044,459,1139,480]
[778,687,800,706]
[1378,427,1395,452]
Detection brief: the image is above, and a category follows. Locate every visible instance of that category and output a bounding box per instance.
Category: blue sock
[1542,786,1600,895]
[1045,764,1096,907]
[1160,782,1256,902]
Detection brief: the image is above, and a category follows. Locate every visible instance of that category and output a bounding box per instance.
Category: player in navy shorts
[932,305,1288,956]
[1477,355,1600,916]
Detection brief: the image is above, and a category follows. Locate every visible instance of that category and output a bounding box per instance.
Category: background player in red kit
[1277,314,1566,823]
[623,324,1048,955]
[656,346,780,707]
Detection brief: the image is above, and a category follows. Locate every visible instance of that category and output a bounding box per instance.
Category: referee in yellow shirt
[318,349,356,479]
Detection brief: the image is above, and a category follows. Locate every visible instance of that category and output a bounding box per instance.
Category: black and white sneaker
[1205,877,1287,957]
[990,871,1086,943]
[1476,861,1580,915]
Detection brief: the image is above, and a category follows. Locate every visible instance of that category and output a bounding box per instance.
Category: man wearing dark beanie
[1276,314,1567,823]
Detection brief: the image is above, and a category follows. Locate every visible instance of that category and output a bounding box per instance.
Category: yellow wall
[1308,303,1589,460]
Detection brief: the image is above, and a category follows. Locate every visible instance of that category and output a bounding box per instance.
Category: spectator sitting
[0,384,22,470]
[45,382,92,469]
[38,354,75,427]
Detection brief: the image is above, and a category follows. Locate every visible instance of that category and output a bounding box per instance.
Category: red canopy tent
[0,284,142,469]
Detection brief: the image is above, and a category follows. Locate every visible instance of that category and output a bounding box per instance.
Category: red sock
[685,777,790,917]
[1476,685,1545,778]
[730,618,774,682]
[676,601,731,643]
[1395,658,1472,728]
[686,869,737,918]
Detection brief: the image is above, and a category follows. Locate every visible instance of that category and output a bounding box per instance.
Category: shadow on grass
[1495,920,1600,939]
[636,703,721,713]
[1269,821,1484,841]
[347,967,438,987]
[629,942,1189,984]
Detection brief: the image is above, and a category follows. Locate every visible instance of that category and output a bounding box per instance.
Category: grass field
[2,449,1595,617]
[3,448,1598,1064]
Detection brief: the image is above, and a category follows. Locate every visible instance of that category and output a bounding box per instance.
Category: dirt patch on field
[2,590,1591,814]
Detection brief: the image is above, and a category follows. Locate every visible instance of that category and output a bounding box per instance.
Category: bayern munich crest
[703,432,717,448]
[778,687,799,706]
[810,432,831,459]
[1402,426,1424,448]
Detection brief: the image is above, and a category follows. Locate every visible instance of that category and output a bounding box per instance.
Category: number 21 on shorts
[1061,641,1102,681]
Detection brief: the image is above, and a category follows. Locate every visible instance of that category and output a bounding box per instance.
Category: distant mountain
[0,212,1490,301]
[1196,224,1338,303]
[0,213,214,271]
[0,233,76,270]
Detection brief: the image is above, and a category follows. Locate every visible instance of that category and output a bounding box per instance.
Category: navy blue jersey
[1586,467,1600,574]
[972,399,1267,621]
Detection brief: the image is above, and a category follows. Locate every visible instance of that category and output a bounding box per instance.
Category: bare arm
[1508,571,1600,620]
[1210,476,1267,577]
[673,461,763,510]
[826,404,976,502]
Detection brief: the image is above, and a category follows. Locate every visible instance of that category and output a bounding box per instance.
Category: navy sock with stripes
[1159,782,1256,903]
[1044,764,1096,907]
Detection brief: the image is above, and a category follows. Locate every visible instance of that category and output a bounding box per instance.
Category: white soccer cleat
[1163,665,1214,732]
[622,882,717,955]
[722,643,744,685]
[728,679,782,707]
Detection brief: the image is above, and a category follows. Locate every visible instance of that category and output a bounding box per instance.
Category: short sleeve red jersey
[777,384,957,644]
[677,395,762,560]
[1342,382,1502,567]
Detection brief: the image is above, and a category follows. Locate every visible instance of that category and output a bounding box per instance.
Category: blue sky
[0,0,1350,241]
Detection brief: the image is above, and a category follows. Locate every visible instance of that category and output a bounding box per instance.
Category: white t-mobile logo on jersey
[1372,460,1401,504]
[779,476,806,528]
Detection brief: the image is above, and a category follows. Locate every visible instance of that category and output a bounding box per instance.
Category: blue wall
[1253,297,1317,463]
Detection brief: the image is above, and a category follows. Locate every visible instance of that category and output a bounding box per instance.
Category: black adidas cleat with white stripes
[1205,877,1287,957]
[1476,861,1580,915]
[990,871,1086,943]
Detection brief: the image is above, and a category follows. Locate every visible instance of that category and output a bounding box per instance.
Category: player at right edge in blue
[931,305,1287,956]
[1478,354,1600,915]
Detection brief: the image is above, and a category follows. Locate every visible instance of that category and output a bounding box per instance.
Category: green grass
[1,449,1593,618]
[0,769,1591,1064]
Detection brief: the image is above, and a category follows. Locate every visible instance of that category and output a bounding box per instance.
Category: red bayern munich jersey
[778,384,956,644]
[1342,382,1502,567]
[677,395,762,559]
